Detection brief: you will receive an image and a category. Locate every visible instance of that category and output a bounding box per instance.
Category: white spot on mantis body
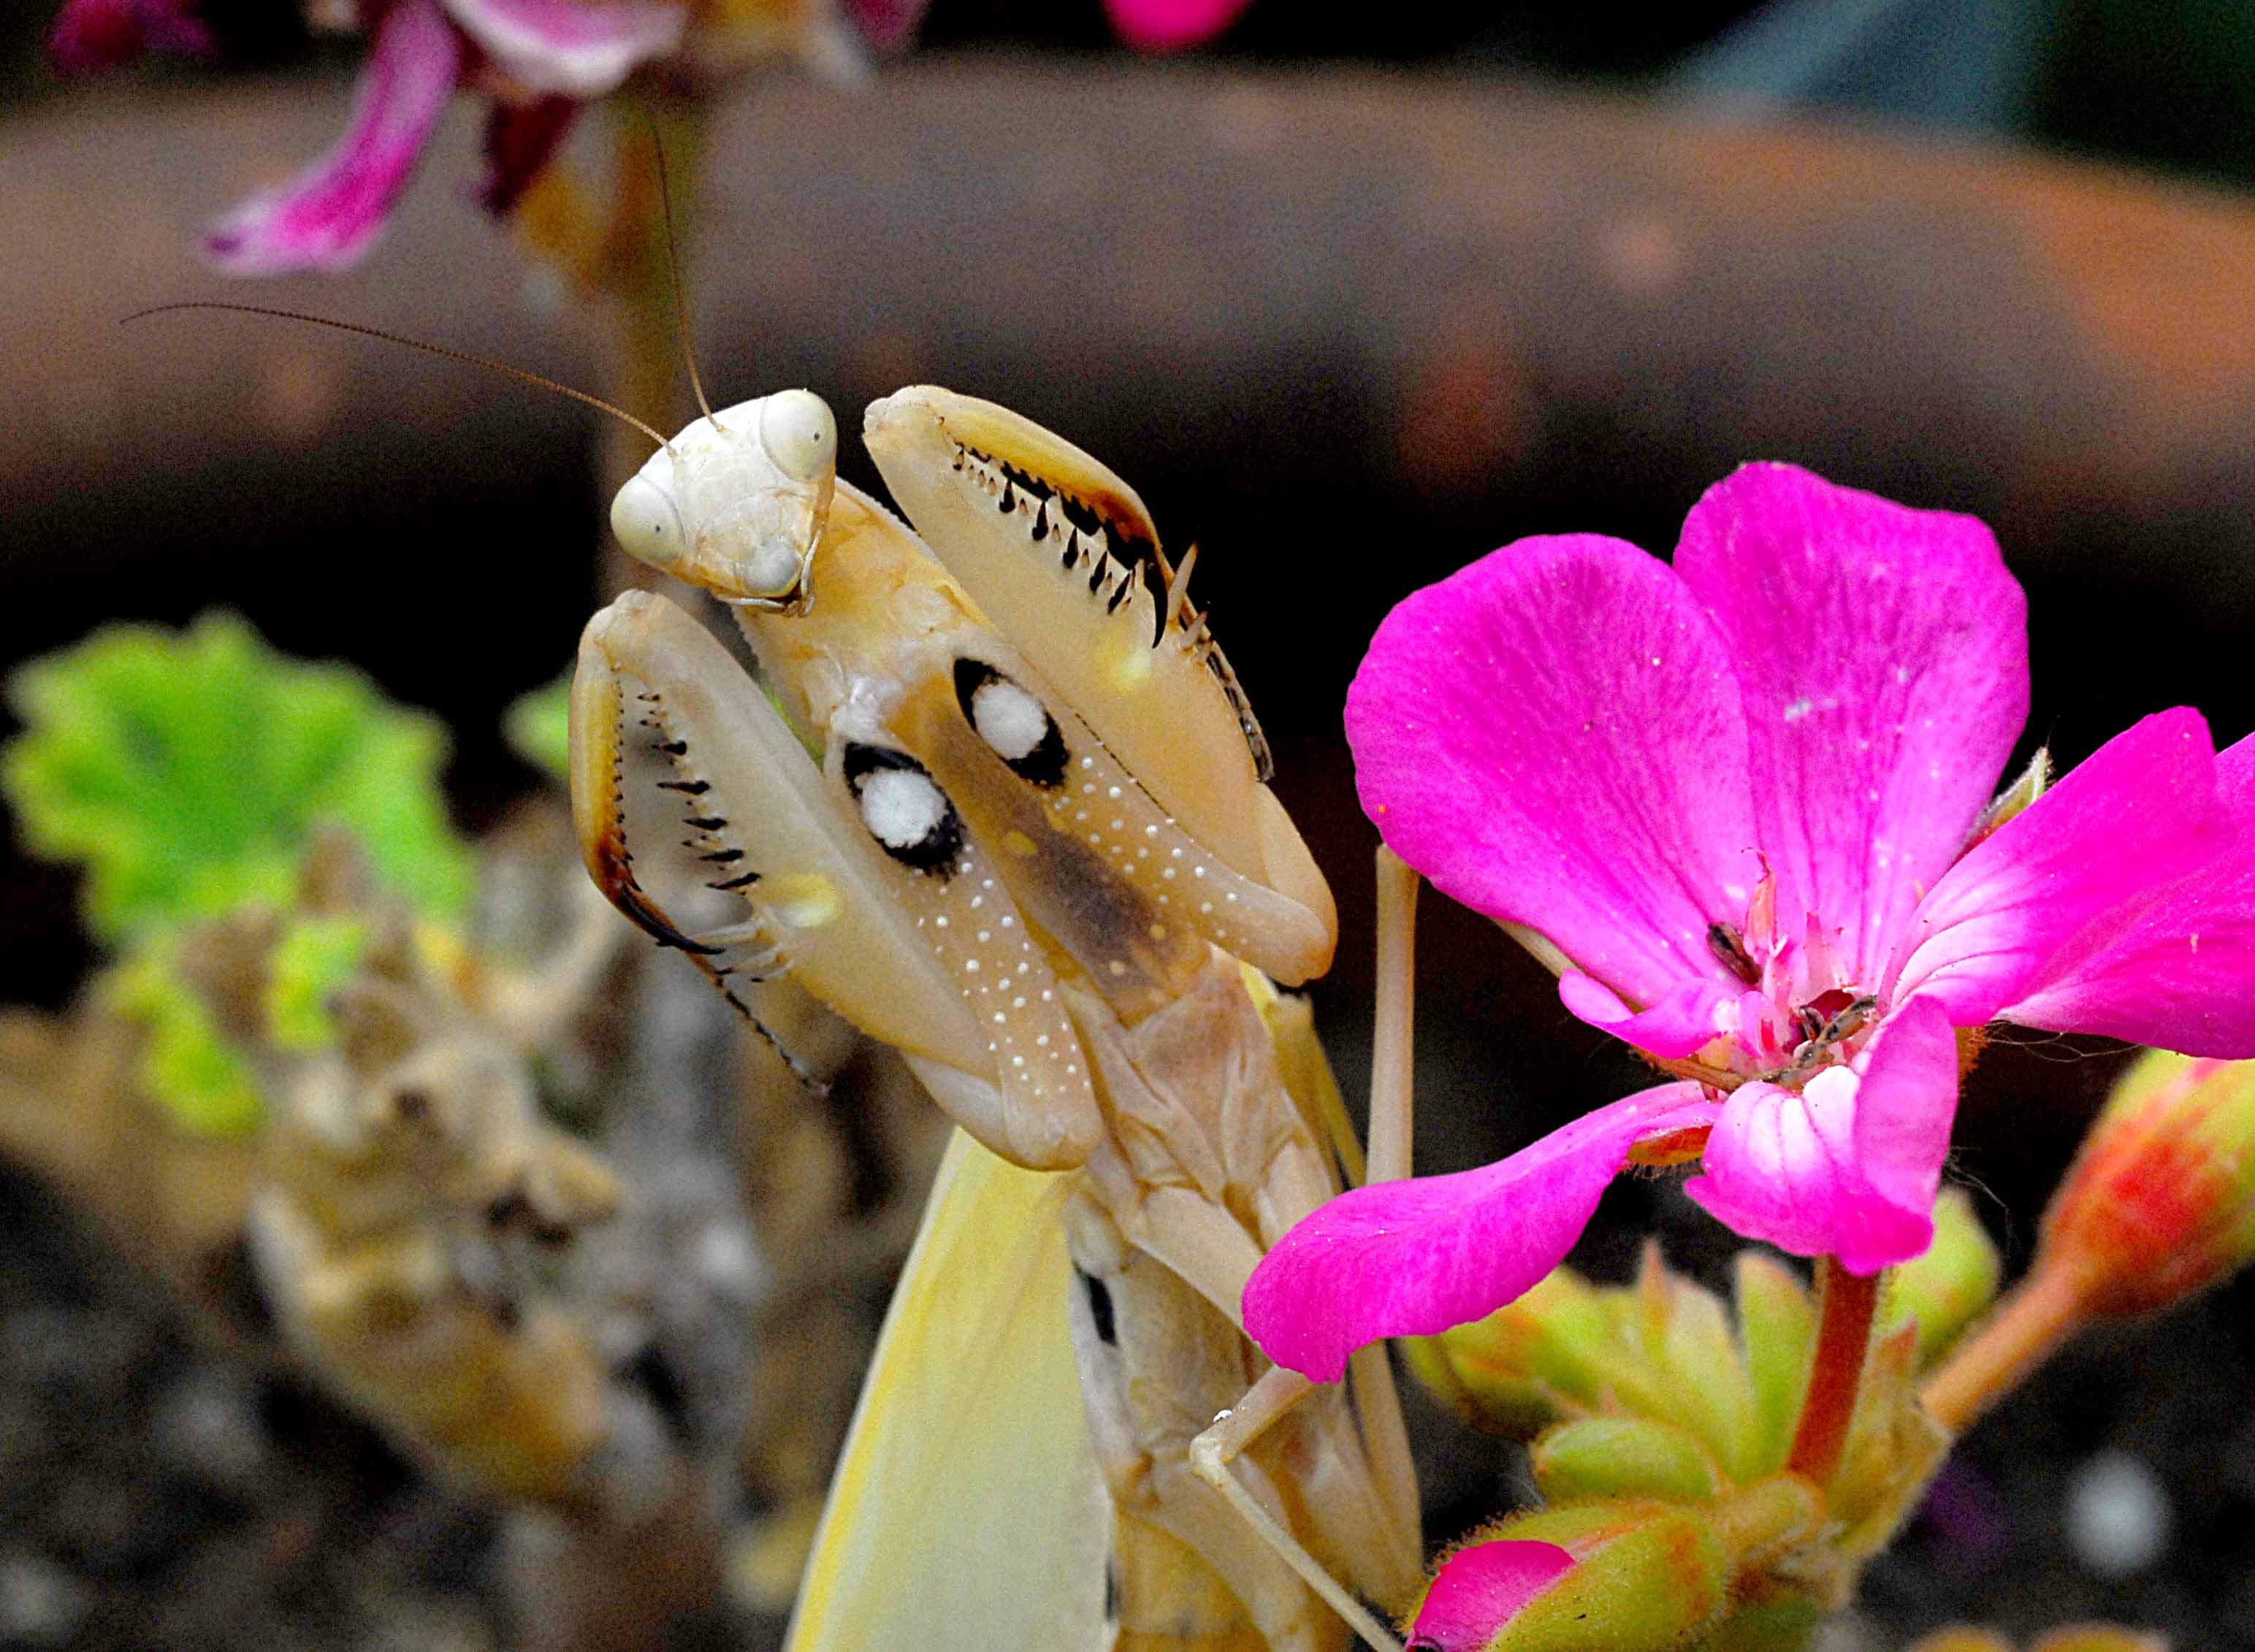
[968,676,1050,762]
[859,768,950,851]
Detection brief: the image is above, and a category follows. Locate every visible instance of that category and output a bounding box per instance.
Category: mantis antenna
[644,129,720,427]
[122,302,677,454]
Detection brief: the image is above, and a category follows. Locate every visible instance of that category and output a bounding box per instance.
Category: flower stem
[1785,1256,1881,1487]
[1918,1264,2088,1433]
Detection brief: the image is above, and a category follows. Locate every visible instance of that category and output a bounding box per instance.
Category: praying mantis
[568,381,1430,1651]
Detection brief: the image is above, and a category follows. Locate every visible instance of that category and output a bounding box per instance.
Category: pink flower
[1245,462,2255,1382]
[49,0,212,72]
[51,0,928,275]
[1102,0,1254,50]
[204,0,687,273]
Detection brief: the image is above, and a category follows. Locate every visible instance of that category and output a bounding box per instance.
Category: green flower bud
[1885,1187,2002,1369]
[1687,1594,1823,1652]
[1530,1418,1723,1504]
[1407,1502,1731,1652]
[2042,1049,2255,1318]
[1733,1253,1814,1477]
[1407,1270,1615,1439]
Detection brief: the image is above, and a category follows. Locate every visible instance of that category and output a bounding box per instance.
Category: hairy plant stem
[1918,1264,2087,1433]
[1785,1257,1881,1487]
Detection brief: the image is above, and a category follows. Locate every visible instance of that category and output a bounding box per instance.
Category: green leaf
[504,671,573,784]
[4,613,474,941]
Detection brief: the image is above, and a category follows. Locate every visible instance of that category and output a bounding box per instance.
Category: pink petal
[476,93,576,213]
[842,0,928,50]
[1684,995,1958,1274]
[1346,534,1763,1012]
[440,0,682,96]
[1999,729,2255,1056]
[204,0,459,275]
[1411,1540,1578,1652]
[49,0,211,73]
[1889,709,2229,1025]
[1673,464,2029,992]
[1102,0,1253,49]
[1559,973,1739,1060]
[1242,1084,1720,1383]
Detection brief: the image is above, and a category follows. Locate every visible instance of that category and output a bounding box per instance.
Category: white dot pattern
[901,832,1088,1115]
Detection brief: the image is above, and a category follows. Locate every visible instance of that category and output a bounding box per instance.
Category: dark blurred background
[8,1,2255,1647]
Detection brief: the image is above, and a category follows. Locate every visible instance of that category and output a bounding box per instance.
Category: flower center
[1704,913,1877,1090]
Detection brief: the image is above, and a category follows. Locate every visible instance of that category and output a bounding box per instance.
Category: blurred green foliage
[505,673,573,786]
[1,613,473,1134]
[263,914,373,1052]
[4,612,473,941]
[102,941,266,1136]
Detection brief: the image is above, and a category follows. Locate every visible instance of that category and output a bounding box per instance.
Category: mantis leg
[1364,847,1419,1186]
[1189,849,1425,1652]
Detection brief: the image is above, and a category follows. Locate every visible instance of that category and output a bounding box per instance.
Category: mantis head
[611,389,840,611]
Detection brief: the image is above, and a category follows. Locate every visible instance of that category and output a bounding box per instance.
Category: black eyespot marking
[953,659,1069,788]
[842,743,965,878]
[1076,1266,1118,1346]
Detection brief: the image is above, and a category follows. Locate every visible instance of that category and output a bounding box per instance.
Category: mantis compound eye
[760,389,838,484]
[611,469,687,569]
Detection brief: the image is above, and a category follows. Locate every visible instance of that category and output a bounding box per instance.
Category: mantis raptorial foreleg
[1189,849,1424,1652]
[568,381,1423,1651]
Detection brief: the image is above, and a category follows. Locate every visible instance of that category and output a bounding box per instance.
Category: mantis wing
[784,1127,1113,1652]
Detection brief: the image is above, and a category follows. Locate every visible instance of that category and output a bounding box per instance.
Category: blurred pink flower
[1245,462,2255,1382]
[1103,0,1252,50]
[48,0,926,274]
[49,0,213,72]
